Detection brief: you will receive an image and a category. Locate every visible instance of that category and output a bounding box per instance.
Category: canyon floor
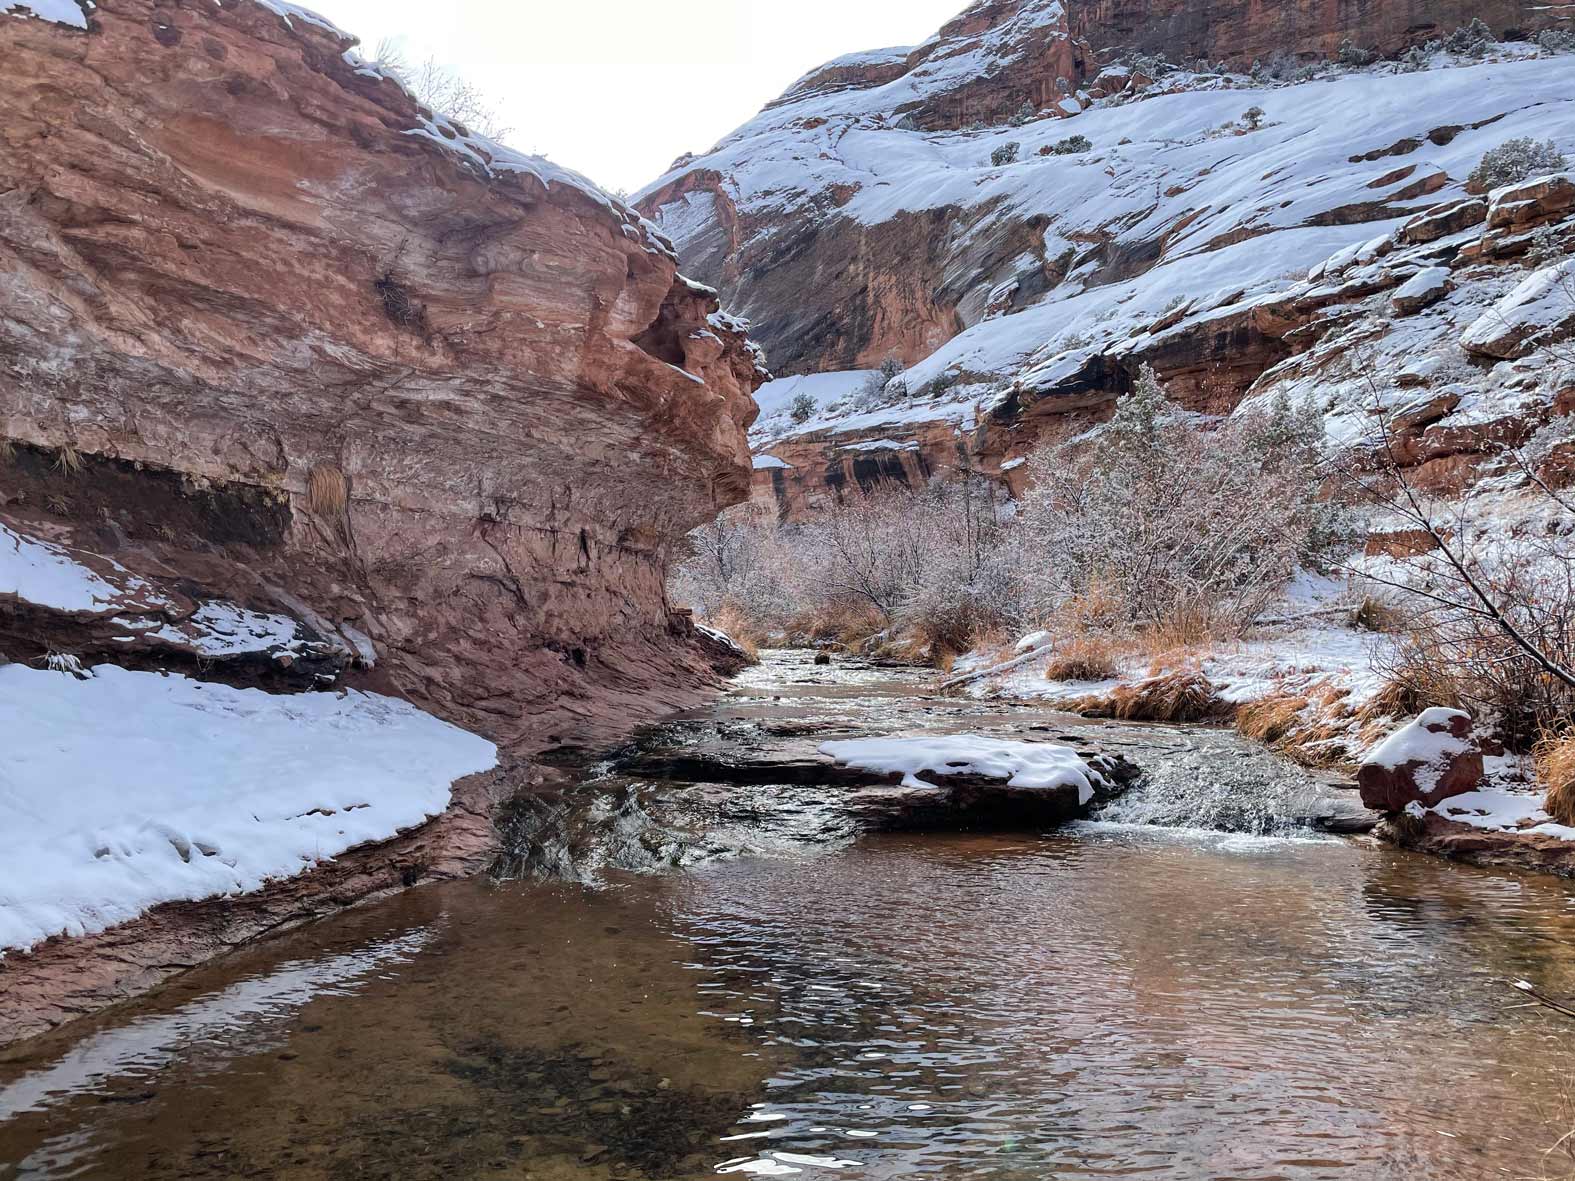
[3,653,1575,1180]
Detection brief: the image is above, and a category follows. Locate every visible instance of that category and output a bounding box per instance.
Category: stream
[4,652,1575,1179]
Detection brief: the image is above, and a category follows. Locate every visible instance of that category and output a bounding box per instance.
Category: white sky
[308,0,967,195]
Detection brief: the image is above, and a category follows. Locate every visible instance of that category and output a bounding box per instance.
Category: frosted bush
[1051,135,1092,156]
[1018,367,1359,634]
[789,392,816,423]
[1445,18,1494,58]
[991,142,1021,167]
[1469,138,1569,192]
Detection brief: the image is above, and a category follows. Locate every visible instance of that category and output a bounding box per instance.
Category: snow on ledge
[0,665,498,955]
[1427,789,1575,843]
[818,734,1101,803]
[0,522,137,612]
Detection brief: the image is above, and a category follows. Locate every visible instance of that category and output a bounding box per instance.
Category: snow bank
[1429,789,1575,842]
[0,665,497,954]
[818,734,1101,803]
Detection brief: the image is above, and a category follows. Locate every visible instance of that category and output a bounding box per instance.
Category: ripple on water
[4,654,1575,1179]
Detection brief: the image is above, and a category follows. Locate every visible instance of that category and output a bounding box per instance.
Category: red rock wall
[1073,0,1565,63]
[0,0,764,750]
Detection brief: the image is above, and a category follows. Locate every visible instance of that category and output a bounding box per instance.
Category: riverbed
[3,654,1574,1179]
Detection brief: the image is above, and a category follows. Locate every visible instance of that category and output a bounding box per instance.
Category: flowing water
[5,654,1575,1180]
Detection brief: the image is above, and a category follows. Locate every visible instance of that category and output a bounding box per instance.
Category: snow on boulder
[819,734,1106,804]
[1357,708,1484,813]
[1460,259,1575,360]
[0,664,497,954]
[1390,267,1452,316]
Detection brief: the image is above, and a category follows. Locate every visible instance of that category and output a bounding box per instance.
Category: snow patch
[818,734,1101,803]
[0,665,497,954]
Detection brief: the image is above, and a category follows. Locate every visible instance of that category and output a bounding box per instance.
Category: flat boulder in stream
[818,734,1134,829]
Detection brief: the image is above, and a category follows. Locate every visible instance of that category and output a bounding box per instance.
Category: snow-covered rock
[1390,266,1453,315]
[819,733,1107,804]
[1460,259,1575,359]
[1357,707,1485,812]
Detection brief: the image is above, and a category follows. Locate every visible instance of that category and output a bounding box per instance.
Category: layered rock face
[1,0,765,748]
[1073,1,1564,65]
[638,0,1573,520]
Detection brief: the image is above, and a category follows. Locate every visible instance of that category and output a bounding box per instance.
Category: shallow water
[5,656,1575,1180]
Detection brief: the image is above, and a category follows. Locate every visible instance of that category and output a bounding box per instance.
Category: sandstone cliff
[1,0,766,748]
[1073,0,1562,65]
[0,0,766,1040]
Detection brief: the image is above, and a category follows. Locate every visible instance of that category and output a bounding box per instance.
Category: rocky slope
[1072,1,1562,65]
[0,0,764,1040]
[635,0,1573,518]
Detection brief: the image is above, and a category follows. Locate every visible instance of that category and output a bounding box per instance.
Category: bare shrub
[1344,388,1575,748]
[373,41,511,140]
[374,271,427,333]
[1020,366,1358,637]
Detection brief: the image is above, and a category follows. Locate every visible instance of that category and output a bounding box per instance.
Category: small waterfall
[1093,730,1333,837]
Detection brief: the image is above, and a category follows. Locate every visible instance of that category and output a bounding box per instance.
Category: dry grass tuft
[1351,595,1404,634]
[307,464,350,519]
[0,437,14,464]
[1109,671,1231,724]
[1237,695,1310,745]
[1045,632,1120,682]
[1139,607,1219,667]
[712,603,763,665]
[1538,731,1575,827]
[53,443,83,475]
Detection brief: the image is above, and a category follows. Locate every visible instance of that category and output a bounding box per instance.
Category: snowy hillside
[641,22,1574,514]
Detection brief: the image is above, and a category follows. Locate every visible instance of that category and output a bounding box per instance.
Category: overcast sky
[309,0,967,195]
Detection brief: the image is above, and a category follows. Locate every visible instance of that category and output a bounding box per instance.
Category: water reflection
[1,833,1573,1179]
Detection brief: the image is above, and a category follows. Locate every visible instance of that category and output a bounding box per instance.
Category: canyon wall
[639,0,1574,521]
[0,0,766,750]
[1072,1,1566,64]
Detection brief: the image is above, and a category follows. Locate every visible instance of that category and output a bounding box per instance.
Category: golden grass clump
[1537,731,1575,827]
[711,603,763,665]
[307,464,350,518]
[1109,671,1231,724]
[53,443,83,474]
[1236,695,1310,745]
[1045,632,1120,682]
